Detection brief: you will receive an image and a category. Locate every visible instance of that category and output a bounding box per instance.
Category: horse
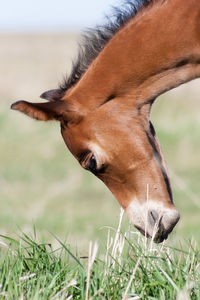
[11,0,200,243]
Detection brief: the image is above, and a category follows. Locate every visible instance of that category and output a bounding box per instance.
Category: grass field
[0,219,200,299]
[0,34,200,298]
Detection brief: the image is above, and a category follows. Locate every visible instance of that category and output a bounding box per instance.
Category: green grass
[0,215,199,300]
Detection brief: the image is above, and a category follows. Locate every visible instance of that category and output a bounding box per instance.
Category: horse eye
[88,154,97,172]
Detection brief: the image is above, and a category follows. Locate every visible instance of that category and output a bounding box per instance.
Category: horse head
[11,0,200,242]
[11,88,180,242]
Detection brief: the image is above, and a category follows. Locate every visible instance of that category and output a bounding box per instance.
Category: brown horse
[11,0,200,242]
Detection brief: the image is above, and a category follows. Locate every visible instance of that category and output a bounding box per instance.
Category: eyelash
[87,154,97,172]
[80,152,106,174]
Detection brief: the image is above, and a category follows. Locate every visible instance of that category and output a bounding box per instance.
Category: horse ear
[11,100,68,121]
[40,89,65,102]
[11,99,86,124]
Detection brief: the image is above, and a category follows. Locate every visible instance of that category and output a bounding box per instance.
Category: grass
[0,211,199,300]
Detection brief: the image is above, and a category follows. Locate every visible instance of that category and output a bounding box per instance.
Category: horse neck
[66,0,200,108]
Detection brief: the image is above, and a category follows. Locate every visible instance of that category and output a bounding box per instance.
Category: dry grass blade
[85,242,98,300]
[51,278,77,300]
[176,282,195,300]
[20,273,36,282]
[122,258,141,300]
[111,208,124,266]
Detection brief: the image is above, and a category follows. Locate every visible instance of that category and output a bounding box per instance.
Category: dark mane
[60,0,151,92]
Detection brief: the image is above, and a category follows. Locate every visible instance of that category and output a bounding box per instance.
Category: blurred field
[0,34,200,253]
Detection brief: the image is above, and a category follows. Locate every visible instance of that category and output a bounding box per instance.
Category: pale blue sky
[0,0,121,32]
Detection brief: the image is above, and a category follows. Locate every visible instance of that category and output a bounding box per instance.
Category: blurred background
[0,0,200,253]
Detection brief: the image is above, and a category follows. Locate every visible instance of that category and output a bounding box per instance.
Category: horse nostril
[148,210,159,226]
[150,210,159,222]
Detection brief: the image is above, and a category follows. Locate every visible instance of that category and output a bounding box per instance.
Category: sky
[0,0,121,32]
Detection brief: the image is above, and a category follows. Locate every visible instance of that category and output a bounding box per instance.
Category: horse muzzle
[126,201,180,243]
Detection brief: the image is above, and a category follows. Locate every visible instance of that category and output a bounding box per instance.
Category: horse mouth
[134,224,168,243]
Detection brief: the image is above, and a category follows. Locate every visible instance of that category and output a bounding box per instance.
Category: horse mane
[60,0,152,92]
